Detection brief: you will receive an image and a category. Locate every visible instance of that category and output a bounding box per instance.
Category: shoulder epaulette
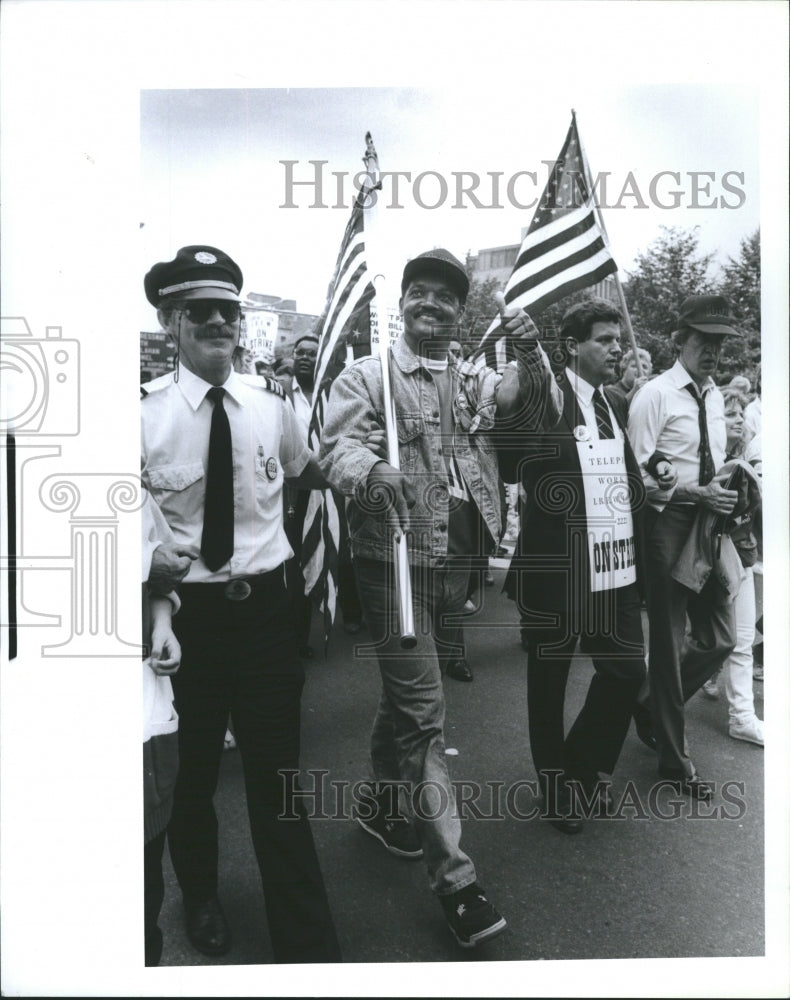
[263,376,286,399]
[239,373,287,398]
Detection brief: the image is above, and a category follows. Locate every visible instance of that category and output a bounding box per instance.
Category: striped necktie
[201,387,234,570]
[592,388,615,440]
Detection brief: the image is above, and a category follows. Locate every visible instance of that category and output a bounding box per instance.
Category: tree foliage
[620,225,761,384]
[461,227,761,385]
[621,226,716,374]
[717,228,761,384]
[461,254,504,354]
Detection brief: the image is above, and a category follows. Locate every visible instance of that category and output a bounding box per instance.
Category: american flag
[301,133,379,635]
[477,113,617,366]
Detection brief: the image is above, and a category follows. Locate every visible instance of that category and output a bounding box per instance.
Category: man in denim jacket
[319,248,561,949]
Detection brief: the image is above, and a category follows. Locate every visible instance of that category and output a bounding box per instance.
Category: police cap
[145,245,243,306]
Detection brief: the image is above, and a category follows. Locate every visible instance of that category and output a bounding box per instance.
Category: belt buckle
[224,578,252,601]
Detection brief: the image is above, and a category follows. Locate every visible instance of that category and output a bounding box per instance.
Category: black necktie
[592,388,615,440]
[201,387,234,570]
[685,384,715,486]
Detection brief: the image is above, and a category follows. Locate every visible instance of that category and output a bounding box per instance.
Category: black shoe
[439,883,507,948]
[659,770,714,802]
[184,896,231,956]
[547,812,583,835]
[357,805,423,859]
[633,704,657,752]
[540,787,583,835]
[568,772,613,816]
[446,658,473,682]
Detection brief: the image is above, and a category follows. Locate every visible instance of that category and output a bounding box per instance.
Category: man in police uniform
[141,245,340,963]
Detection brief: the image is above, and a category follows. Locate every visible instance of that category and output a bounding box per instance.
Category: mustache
[194,327,235,339]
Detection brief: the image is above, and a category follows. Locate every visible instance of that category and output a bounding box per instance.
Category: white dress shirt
[290,380,313,438]
[141,366,310,581]
[564,368,623,442]
[141,487,175,582]
[627,358,726,511]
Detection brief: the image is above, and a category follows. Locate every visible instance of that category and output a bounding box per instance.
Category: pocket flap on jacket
[396,417,422,443]
[148,462,204,492]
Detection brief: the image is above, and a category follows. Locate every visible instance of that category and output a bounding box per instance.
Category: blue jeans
[353,556,476,896]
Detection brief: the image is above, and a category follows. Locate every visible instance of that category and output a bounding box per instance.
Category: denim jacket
[319,335,561,566]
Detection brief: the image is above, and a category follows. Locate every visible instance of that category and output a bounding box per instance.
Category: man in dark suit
[503,299,650,833]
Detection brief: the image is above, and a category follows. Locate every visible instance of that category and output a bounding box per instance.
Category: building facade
[140,292,320,382]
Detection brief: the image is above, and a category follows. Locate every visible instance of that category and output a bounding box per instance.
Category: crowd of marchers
[139,244,763,965]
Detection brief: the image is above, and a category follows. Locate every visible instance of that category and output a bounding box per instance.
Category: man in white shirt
[141,245,340,963]
[628,295,742,801]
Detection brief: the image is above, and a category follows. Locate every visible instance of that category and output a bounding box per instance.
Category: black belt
[180,565,285,602]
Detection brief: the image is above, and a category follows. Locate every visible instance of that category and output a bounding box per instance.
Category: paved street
[158,558,765,968]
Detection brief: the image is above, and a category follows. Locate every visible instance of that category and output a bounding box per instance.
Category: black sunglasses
[179,300,242,324]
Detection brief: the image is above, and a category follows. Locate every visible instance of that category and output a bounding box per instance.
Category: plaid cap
[144,245,243,305]
[401,248,470,302]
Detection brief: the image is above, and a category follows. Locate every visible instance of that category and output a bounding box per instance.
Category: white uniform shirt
[564,367,623,442]
[141,366,310,582]
[627,358,726,511]
[141,487,175,582]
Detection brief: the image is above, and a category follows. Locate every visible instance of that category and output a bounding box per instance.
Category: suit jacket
[503,377,647,620]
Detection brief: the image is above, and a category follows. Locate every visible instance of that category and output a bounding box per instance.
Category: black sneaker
[357,811,423,859]
[439,883,507,948]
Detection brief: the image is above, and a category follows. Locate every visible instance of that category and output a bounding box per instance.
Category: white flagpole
[573,109,644,377]
[373,276,417,648]
[363,135,416,649]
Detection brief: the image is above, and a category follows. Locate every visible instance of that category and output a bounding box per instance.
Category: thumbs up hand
[494,291,539,341]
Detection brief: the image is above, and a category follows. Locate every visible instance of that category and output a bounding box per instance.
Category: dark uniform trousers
[642,504,736,777]
[526,582,646,793]
[144,830,167,966]
[168,567,341,963]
